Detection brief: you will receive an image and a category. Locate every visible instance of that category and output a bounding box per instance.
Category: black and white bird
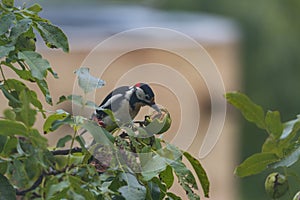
[92,83,160,131]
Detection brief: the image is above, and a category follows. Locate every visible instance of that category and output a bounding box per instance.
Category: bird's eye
[145,95,150,100]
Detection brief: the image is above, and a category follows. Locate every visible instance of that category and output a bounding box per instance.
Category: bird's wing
[100,93,123,111]
[99,86,128,106]
[95,93,124,120]
[98,86,130,111]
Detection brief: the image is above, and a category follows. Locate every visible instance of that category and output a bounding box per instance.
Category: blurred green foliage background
[150,0,300,199]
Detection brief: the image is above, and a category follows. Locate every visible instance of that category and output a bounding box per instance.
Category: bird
[92,83,160,131]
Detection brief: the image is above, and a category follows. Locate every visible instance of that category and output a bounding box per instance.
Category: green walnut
[265,172,289,199]
[16,35,36,51]
[293,191,300,200]
[144,108,172,135]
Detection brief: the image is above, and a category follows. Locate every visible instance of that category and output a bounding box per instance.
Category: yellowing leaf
[43,110,69,134]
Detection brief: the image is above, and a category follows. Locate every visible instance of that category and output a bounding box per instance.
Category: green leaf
[271,146,300,168]
[0,84,21,108]
[276,117,300,156]
[6,64,35,82]
[85,100,98,109]
[57,95,97,110]
[226,92,266,129]
[146,181,161,200]
[0,135,7,153]
[118,173,147,200]
[47,68,58,78]
[68,175,95,200]
[262,136,279,155]
[159,165,174,189]
[169,160,200,200]
[28,129,48,148]
[265,111,283,138]
[15,28,36,51]
[1,0,14,7]
[141,144,182,182]
[159,143,182,161]
[10,18,32,41]
[141,154,167,181]
[0,161,8,174]
[46,179,70,199]
[3,109,16,120]
[56,135,72,148]
[24,156,41,180]
[0,173,16,200]
[151,177,167,200]
[36,21,69,52]
[26,3,42,13]
[27,90,45,117]
[36,79,53,105]
[81,120,114,144]
[19,89,37,127]
[0,45,14,59]
[10,159,30,188]
[0,13,15,35]
[234,152,279,177]
[183,151,210,198]
[74,67,105,94]
[58,95,83,106]
[18,51,50,80]
[0,120,28,137]
[0,136,17,157]
[5,78,26,91]
[1,79,44,116]
[57,95,68,104]
[280,117,300,139]
[166,192,181,200]
[43,109,69,134]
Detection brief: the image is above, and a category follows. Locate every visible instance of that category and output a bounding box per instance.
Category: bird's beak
[151,104,161,113]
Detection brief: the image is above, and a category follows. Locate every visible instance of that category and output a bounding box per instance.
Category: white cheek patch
[124,88,134,101]
[135,88,145,100]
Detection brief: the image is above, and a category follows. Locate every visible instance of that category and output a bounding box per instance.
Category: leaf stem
[0,64,12,92]
[17,60,30,71]
[283,166,292,198]
[0,64,7,82]
[67,128,78,167]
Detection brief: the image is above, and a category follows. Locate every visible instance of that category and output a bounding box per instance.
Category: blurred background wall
[145,1,300,199]
[33,2,240,199]
[4,0,299,199]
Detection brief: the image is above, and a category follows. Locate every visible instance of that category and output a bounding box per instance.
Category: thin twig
[51,147,82,155]
[15,161,79,196]
[16,174,43,196]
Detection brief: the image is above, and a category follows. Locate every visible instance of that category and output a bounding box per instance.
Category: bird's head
[133,83,160,112]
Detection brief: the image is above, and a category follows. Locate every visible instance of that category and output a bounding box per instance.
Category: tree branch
[51,147,82,155]
[16,174,43,196]
[16,147,83,196]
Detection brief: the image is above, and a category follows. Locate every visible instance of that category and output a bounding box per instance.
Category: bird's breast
[130,102,144,119]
